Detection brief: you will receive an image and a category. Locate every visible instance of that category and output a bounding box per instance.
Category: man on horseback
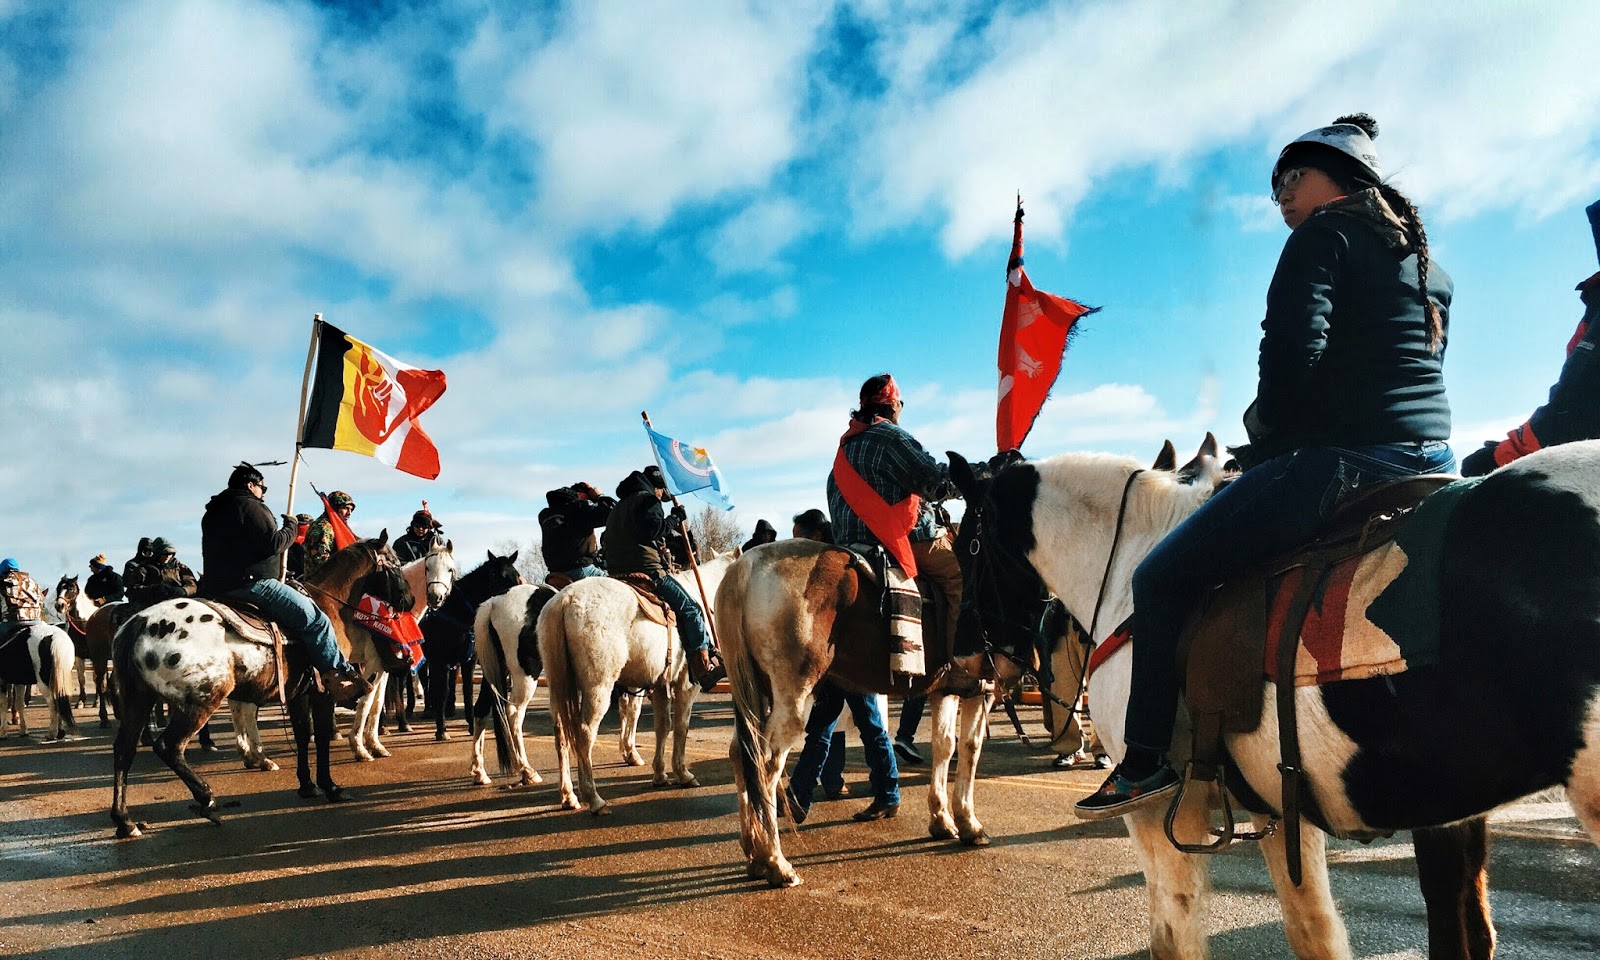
[602,467,722,691]
[393,507,443,564]
[123,538,153,582]
[86,554,125,606]
[200,463,369,694]
[1076,114,1456,819]
[0,558,44,640]
[304,491,355,578]
[539,482,617,582]
[125,538,198,610]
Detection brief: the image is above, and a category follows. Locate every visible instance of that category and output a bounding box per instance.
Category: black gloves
[669,503,688,522]
[1460,441,1500,478]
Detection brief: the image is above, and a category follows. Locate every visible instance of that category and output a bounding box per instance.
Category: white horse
[0,622,81,741]
[346,537,457,761]
[540,553,738,814]
[470,581,651,786]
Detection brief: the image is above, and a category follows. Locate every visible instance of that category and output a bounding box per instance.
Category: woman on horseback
[1077,114,1457,818]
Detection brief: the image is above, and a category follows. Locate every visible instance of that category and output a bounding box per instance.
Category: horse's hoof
[473,772,491,786]
[395,723,412,734]
[99,719,111,728]
[189,802,223,825]
[929,820,958,841]
[261,759,280,772]
[676,775,700,789]
[765,866,802,889]
[745,861,765,881]
[324,787,350,803]
[372,745,391,758]
[435,731,451,742]
[590,803,612,817]
[353,753,374,763]
[651,776,671,789]
[560,795,581,811]
[520,771,544,786]
[115,822,143,839]
[624,753,645,767]
[298,784,319,799]
[959,829,991,847]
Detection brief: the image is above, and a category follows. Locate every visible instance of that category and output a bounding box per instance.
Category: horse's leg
[754,696,808,887]
[95,660,111,726]
[233,701,275,770]
[364,671,390,758]
[511,677,541,785]
[1566,696,1600,845]
[670,678,699,788]
[76,656,88,708]
[431,659,451,741]
[469,685,494,785]
[288,693,318,798]
[110,681,157,838]
[619,692,645,766]
[951,688,995,845]
[1123,803,1214,960]
[1414,819,1496,960]
[347,678,378,761]
[312,690,345,801]
[649,686,671,787]
[461,651,475,737]
[573,687,611,815]
[926,692,960,840]
[729,734,755,867]
[1256,815,1352,960]
[150,704,224,825]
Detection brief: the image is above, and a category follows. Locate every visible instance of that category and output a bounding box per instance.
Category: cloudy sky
[4,0,1600,578]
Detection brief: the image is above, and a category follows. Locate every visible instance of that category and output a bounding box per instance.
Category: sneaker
[851,799,900,822]
[892,737,925,765]
[1052,750,1089,769]
[1094,753,1114,770]
[687,647,726,693]
[1073,763,1181,820]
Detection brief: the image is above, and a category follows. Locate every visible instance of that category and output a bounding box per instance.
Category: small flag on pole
[645,424,734,511]
[301,321,448,479]
[996,197,1097,453]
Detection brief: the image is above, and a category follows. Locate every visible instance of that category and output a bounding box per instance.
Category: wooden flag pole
[281,314,322,576]
[641,410,720,648]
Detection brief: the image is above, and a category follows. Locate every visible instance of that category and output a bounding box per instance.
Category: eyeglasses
[1272,167,1308,205]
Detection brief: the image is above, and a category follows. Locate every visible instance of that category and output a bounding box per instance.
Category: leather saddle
[1172,475,1457,878]
[840,543,951,674]
[211,593,291,706]
[612,573,676,628]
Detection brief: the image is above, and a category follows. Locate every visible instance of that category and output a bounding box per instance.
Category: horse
[418,550,525,742]
[346,536,457,760]
[715,541,995,887]
[946,438,1600,959]
[540,553,738,815]
[109,534,412,839]
[53,575,123,726]
[0,621,80,740]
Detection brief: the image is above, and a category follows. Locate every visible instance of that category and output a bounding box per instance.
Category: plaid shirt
[827,419,953,548]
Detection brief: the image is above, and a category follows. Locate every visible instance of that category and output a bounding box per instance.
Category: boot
[322,664,373,703]
[686,646,726,693]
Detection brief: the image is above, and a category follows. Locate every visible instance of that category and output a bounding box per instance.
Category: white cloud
[707,197,814,274]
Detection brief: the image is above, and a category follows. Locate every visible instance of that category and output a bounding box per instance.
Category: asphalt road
[2,693,1596,959]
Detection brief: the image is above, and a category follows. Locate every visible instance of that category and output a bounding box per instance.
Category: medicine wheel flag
[301,322,448,479]
[996,198,1098,453]
[645,424,734,510]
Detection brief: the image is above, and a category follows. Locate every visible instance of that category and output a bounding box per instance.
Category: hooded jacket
[741,519,777,553]
[602,472,672,579]
[86,567,125,605]
[539,486,617,573]
[200,487,297,595]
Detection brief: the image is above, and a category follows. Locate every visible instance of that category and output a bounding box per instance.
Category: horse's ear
[375,528,390,547]
[1153,440,1177,471]
[508,551,519,564]
[486,549,495,562]
[1177,433,1221,485]
[948,451,980,501]
[445,539,454,552]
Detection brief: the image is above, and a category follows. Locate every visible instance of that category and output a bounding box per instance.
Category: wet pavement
[2,694,1596,959]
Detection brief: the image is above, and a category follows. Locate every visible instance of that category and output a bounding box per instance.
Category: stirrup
[1164,761,1278,854]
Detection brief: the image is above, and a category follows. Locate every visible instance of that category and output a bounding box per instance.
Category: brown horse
[109,534,411,839]
[716,539,996,888]
[53,575,129,727]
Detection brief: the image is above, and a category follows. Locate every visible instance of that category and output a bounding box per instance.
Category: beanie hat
[410,509,434,528]
[90,554,109,571]
[328,491,355,510]
[641,465,667,490]
[151,537,175,555]
[295,513,314,526]
[1273,114,1382,194]
[137,537,152,552]
[0,558,17,575]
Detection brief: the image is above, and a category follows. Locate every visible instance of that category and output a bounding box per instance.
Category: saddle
[1173,475,1460,882]
[612,573,676,628]
[841,543,947,680]
[211,594,291,707]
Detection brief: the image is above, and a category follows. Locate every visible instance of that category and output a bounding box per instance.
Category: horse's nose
[427,586,448,609]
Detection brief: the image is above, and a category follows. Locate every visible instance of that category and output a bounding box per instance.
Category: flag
[301,321,448,479]
[645,425,734,511]
[996,199,1098,452]
[318,493,359,551]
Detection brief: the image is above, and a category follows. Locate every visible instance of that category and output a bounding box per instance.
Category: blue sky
[4,0,1600,576]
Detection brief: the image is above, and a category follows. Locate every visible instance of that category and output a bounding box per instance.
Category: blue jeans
[897,695,927,743]
[789,681,900,811]
[654,575,710,652]
[1124,441,1455,755]
[565,564,606,581]
[245,578,349,674]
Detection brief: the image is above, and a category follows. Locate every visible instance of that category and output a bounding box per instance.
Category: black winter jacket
[200,487,296,594]
[393,532,433,564]
[539,488,617,572]
[602,473,672,579]
[1251,189,1452,460]
[86,568,125,605]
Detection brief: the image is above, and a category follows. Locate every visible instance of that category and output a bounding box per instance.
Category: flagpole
[282,314,321,575]
[641,410,720,649]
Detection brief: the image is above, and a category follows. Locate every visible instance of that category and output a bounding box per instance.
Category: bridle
[424,542,457,598]
[300,545,406,619]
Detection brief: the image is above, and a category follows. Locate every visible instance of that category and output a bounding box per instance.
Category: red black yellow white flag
[301,322,447,479]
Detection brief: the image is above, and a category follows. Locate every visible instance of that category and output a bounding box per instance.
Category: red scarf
[832,417,921,577]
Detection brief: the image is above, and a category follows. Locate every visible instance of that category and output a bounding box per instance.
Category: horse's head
[946,450,1049,687]
[424,537,458,610]
[477,549,526,596]
[54,575,79,613]
[328,529,415,613]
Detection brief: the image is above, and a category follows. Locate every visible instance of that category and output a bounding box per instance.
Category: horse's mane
[307,537,384,587]
[457,554,519,586]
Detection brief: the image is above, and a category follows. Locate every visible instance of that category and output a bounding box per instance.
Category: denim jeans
[896,695,927,743]
[654,574,710,652]
[1124,441,1455,755]
[245,578,349,674]
[822,731,847,792]
[565,564,607,581]
[789,680,900,811]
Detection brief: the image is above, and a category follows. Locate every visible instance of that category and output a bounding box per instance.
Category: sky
[4,0,1600,579]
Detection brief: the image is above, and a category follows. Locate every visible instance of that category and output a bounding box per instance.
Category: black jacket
[126,559,198,609]
[1251,190,1452,460]
[393,532,433,564]
[86,568,125,604]
[539,488,617,573]
[602,473,672,579]
[200,487,296,594]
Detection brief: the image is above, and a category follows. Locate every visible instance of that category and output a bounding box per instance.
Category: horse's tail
[538,593,583,765]
[473,599,514,776]
[36,627,80,737]
[716,559,779,846]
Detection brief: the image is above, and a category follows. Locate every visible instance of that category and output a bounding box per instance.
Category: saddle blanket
[1264,477,1480,686]
[613,574,675,628]
[355,595,423,666]
[884,561,925,677]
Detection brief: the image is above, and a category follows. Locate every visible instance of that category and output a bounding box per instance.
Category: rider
[1076,114,1456,819]
[86,554,126,605]
[200,463,369,693]
[0,558,44,641]
[125,538,198,610]
[741,519,778,553]
[539,482,617,581]
[827,373,962,656]
[1461,199,1600,476]
[123,538,153,583]
[393,508,444,564]
[791,508,833,544]
[602,467,722,691]
[304,491,356,578]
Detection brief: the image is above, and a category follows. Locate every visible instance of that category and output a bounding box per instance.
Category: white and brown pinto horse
[948,440,1600,959]
[345,536,457,761]
[717,540,996,888]
[110,534,411,838]
[540,553,739,814]
[53,575,126,726]
[0,620,80,740]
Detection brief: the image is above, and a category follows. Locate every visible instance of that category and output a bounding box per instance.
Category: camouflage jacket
[0,570,44,622]
[303,517,337,578]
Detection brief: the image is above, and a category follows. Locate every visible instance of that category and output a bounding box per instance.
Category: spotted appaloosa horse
[540,553,739,815]
[0,621,80,741]
[948,439,1600,959]
[110,534,412,838]
[716,541,995,888]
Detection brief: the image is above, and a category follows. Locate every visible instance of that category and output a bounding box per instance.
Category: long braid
[1378,183,1443,353]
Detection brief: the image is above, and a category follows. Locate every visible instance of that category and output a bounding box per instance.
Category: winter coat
[393,532,434,564]
[602,473,675,579]
[86,568,125,605]
[0,570,44,622]
[539,488,617,573]
[125,559,197,609]
[303,517,337,578]
[200,487,296,595]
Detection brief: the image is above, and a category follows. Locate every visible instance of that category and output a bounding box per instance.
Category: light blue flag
[646,425,735,511]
